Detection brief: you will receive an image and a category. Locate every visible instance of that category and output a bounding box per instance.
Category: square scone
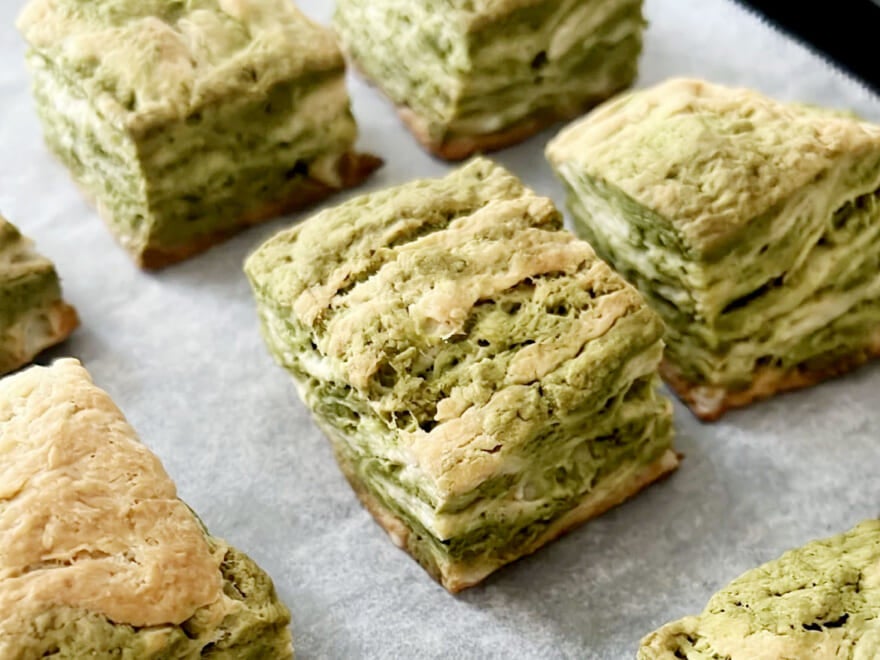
[0,215,78,376]
[17,0,381,269]
[0,359,293,658]
[639,520,880,659]
[245,158,678,592]
[334,0,645,160]
[547,78,880,421]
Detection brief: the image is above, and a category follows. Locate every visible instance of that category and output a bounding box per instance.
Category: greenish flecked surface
[334,0,645,142]
[4,544,293,660]
[639,520,880,659]
[245,158,674,571]
[547,79,880,391]
[18,0,360,259]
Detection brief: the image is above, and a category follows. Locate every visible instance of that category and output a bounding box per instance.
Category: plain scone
[0,359,293,658]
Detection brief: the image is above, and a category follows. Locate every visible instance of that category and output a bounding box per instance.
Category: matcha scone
[0,359,293,659]
[334,0,645,160]
[639,520,880,659]
[547,78,880,420]
[17,0,381,269]
[0,215,78,376]
[245,158,678,592]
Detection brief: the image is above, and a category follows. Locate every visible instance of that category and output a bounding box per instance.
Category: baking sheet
[1,1,878,658]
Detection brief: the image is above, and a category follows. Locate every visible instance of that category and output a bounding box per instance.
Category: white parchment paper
[1,1,878,658]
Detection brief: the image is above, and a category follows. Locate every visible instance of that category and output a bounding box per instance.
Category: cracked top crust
[639,520,880,659]
[547,78,880,255]
[17,0,344,132]
[0,359,224,629]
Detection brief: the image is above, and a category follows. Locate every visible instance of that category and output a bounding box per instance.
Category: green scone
[334,0,645,161]
[547,78,880,420]
[0,215,78,376]
[17,0,381,269]
[639,520,880,659]
[245,158,678,592]
[0,359,293,659]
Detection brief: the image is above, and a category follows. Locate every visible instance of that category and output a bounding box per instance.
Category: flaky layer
[330,422,678,593]
[335,0,643,158]
[18,0,344,132]
[660,327,880,421]
[548,80,880,418]
[30,52,378,268]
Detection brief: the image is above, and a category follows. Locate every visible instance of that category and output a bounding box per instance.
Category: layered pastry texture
[245,158,677,592]
[639,520,880,659]
[0,359,293,659]
[17,0,381,269]
[334,0,645,160]
[0,215,77,375]
[547,78,880,420]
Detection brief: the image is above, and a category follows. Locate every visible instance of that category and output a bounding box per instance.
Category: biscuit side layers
[246,158,677,590]
[548,78,880,420]
[335,0,645,160]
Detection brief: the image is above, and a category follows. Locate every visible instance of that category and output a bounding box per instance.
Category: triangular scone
[639,520,880,659]
[547,78,880,420]
[0,216,78,375]
[0,359,293,659]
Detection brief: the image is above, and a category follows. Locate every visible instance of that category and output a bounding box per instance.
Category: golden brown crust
[134,151,383,269]
[324,408,679,593]
[397,93,626,162]
[346,51,619,160]
[0,359,227,627]
[662,332,880,421]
